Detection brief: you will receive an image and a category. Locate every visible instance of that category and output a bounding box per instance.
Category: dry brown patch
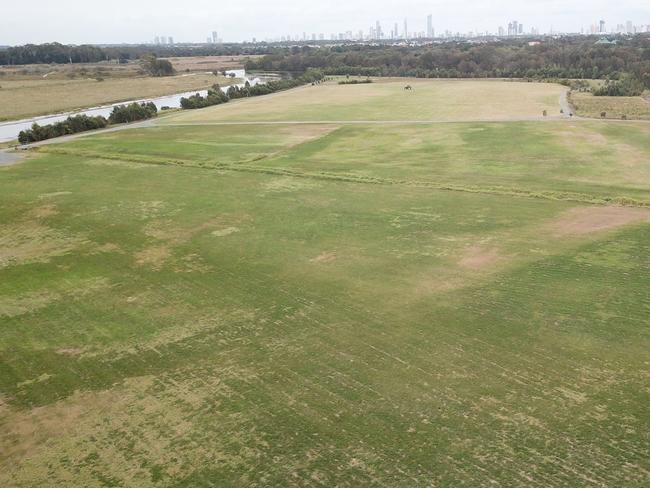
[30,203,58,219]
[310,251,337,263]
[558,127,608,148]
[92,242,123,254]
[548,206,650,237]
[0,363,259,486]
[459,245,501,271]
[0,277,110,318]
[0,222,88,269]
[211,227,239,237]
[38,191,72,199]
[134,245,172,270]
[277,123,339,143]
[174,253,212,273]
[55,348,85,356]
[137,214,251,268]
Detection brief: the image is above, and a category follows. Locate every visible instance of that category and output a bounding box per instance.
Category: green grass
[1,79,649,487]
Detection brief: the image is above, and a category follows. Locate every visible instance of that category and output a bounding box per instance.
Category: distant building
[212,31,218,43]
[404,18,408,39]
[427,14,434,38]
[168,36,174,45]
[599,20,606,33]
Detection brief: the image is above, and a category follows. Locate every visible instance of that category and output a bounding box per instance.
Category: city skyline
[1,0,649,45]
[156,15,649,46]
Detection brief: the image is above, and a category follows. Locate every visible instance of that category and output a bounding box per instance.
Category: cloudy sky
[1,0,648,45]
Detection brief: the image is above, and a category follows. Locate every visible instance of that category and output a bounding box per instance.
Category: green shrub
[18,114,107,144]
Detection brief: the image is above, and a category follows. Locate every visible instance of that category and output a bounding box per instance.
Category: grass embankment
[1,78,649,486]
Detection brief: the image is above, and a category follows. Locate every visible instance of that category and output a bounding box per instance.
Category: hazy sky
[1,0,649,45]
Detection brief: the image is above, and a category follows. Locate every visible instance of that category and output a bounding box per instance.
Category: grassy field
[166,79,566,123]
[0,73,237,121]
[0,56,252,82]
[1,78,649,486]
[570,91,650,120]
[164,55,261,73]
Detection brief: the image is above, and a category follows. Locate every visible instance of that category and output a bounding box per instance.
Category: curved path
[559,90,577,118]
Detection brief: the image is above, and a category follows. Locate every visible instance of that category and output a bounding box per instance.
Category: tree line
[245,37,650,89]
[0,42,266,65]
[180,70,324,109]
[18,102,158,144]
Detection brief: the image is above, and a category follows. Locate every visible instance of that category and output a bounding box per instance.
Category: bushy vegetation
[592,74,646,96]
[338,78,373,85]
[17,114,107,144]
[108,102,158,123]
[180,84,230,109]
[16,103,158,143]
[180,70,324,109]
[140,54,175,77]
[559,79,592,92]
[246,38,650,86]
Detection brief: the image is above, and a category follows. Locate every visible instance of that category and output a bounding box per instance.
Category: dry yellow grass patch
[310,251,337,263]
[547,206,650,237]
[0,73,235,121]
[0,360,265,488]
[0,277,110,318]
[165,79,565,124]
[136,214,252,270]
[0,222,88,269]
[570,92,650,120]
[459,245,502,271]
[164,55,259,72]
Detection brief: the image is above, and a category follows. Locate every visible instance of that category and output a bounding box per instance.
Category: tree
[140,54,175,77]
